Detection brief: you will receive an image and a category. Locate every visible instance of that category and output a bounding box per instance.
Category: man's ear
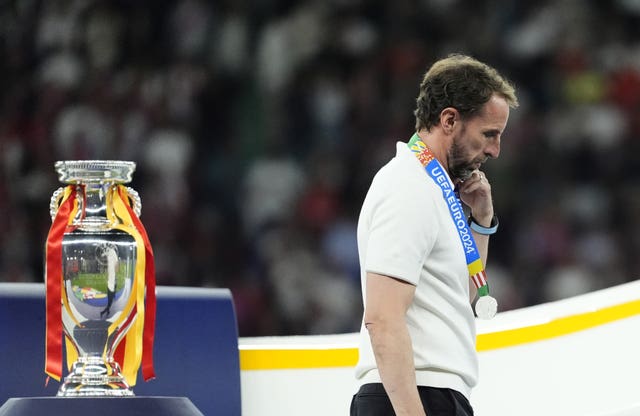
[440,107,458,134]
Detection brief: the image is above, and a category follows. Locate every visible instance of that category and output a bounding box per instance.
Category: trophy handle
[125,187,142,217]
[49,187,65,221]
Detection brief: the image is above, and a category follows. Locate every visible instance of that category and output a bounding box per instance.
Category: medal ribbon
[408,134,491,297]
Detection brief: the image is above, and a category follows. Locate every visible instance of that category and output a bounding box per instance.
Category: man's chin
[454,170,473,182]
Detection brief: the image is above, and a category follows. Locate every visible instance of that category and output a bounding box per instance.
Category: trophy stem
[57,354,134,397]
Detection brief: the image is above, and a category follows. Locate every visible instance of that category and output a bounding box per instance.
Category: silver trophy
[48,161,143,396]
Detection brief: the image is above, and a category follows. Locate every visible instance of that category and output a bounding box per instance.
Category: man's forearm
[471,211,492,265]
[367,320,426,416]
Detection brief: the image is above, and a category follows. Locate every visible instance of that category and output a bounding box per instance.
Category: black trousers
[350,383,474,416]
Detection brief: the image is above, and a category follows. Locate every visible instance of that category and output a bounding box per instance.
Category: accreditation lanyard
[407,133,493,303]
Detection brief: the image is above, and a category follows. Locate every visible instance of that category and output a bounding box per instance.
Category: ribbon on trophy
[45,186,78,382]
[45,184,156,385]
[111,185,156,384]
[408,134,498,319]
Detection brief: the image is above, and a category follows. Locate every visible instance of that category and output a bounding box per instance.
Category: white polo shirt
[355,141,478,399]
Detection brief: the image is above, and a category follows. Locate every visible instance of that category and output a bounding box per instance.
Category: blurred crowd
[1,0,640,336]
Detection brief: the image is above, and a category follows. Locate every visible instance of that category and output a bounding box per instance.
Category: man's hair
[414,54,518,131]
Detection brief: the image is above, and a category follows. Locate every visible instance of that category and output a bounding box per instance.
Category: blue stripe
[408,134,482,268]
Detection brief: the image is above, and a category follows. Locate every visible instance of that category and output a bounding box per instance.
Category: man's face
[447,94,510,181]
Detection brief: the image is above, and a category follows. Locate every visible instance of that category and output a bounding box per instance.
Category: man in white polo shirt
[351,54,518,416]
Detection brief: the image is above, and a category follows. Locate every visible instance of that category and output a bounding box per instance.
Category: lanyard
[408,133,497,319]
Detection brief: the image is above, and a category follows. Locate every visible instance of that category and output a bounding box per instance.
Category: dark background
[1,0,639,336]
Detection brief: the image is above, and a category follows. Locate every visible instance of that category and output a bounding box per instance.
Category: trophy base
[57,356,134,397]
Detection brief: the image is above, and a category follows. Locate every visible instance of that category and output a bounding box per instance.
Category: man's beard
[447,139,477,182]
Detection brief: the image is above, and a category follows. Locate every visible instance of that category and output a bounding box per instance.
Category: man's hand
[458,170,493,224]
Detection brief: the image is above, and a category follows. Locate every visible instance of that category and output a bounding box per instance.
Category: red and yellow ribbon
[45,186,78,381]
[107,185,156,385]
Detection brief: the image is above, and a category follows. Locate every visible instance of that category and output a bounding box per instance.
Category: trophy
[45,161,156,396]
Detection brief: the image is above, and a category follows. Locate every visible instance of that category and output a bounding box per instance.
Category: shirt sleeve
[363,173,438,286]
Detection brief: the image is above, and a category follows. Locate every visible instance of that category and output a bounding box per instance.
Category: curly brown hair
[414,54,518,132]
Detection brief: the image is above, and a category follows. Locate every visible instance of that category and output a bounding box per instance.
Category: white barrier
[595,405,640,416]
[239,280,640,416]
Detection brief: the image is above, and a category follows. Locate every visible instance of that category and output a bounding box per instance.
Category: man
[351,54,518,416]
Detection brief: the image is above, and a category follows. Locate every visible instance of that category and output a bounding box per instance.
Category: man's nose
[485,137,501,159]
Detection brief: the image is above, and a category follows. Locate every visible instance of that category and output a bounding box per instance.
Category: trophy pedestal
[0,397,204,416]
[57,356,133,397]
